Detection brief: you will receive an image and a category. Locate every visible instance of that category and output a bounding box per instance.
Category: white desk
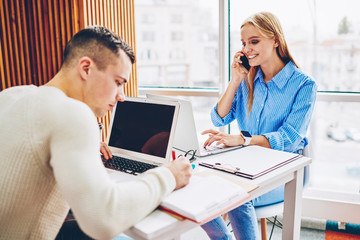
[124,152,311,240]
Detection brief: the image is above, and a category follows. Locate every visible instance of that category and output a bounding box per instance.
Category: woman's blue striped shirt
[211,61,317,153]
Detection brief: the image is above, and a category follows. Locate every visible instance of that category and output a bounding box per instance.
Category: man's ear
[78,57,93,81]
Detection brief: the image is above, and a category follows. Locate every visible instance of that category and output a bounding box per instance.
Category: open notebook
[160,175,250,224]
[104,97,179,181]
[146,94,243,157]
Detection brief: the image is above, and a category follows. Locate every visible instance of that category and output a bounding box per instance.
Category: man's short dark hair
[62,26,135,70]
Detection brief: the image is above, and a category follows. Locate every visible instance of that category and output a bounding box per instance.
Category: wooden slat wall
[81,0,138,141]
[0,0,138,141]
[0,1,79,89]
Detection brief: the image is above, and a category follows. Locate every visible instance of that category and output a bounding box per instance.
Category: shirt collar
[254,61,296,89]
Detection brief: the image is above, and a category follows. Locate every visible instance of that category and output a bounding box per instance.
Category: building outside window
[171,32,183,41]
[135,0,219,88]
[141,14,155,24]
[142,32,155,42]
[171,14,183,24]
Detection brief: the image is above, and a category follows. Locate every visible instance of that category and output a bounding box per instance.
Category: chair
[255,144,311,240]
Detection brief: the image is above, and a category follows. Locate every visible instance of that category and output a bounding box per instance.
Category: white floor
[180,217,326,240]
[180,226,212,240]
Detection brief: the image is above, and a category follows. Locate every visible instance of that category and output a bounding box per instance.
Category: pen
[176,153,195,169]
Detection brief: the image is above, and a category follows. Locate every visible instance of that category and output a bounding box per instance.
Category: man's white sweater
[0,85,175,239]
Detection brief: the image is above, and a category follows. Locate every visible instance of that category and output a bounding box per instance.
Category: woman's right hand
[201,129,244,148]
[216,51,249,118]
[230,51,248,84]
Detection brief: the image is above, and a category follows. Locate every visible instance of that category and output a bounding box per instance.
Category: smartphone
[239,55,250,73]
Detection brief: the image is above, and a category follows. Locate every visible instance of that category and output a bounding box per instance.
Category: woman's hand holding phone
[231,51,249,84]
[217,51,249,118]
[239,55,250,73]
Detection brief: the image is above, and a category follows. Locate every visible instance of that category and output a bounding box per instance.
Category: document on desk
[160,175,250,224]
[199,145,302,179]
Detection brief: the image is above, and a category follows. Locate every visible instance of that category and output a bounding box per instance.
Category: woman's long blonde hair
[241,12,299,113]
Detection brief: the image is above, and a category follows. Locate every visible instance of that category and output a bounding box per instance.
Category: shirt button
[257,119,259,122]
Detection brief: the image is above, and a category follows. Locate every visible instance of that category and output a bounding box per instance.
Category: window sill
[138,87,220,97]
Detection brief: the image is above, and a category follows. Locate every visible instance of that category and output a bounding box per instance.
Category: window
[229,0,360,199]
[141,14,155,24]
[142,32,155,42]
[310,99,360,194]
[169,48,186,60]
[230,0,360,93]
[171,32,183,41]
[140,49,158,61]
[135,0,219,88]
[171,14,183,24]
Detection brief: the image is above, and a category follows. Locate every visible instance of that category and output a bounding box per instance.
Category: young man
[0,26,192,240]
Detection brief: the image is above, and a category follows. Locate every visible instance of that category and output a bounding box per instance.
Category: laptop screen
[146,94,200,153]
[108,98,178,160]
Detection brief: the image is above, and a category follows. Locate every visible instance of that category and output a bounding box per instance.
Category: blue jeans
[201,185,284,240]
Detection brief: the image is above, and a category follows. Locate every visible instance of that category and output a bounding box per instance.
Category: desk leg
[282,167,304,240]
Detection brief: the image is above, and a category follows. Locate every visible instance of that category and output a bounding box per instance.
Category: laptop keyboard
[102,155,157,175]
[199,144,244,156]
[199,144,226,155]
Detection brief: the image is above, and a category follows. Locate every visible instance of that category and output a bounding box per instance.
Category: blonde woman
[201,12,317,239]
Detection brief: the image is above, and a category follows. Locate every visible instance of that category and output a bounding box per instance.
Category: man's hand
[100,142,112,160]
[164,156,192,190]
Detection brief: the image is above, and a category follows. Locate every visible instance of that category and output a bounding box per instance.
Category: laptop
[103,97,179,179]
[146,94,243,157]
